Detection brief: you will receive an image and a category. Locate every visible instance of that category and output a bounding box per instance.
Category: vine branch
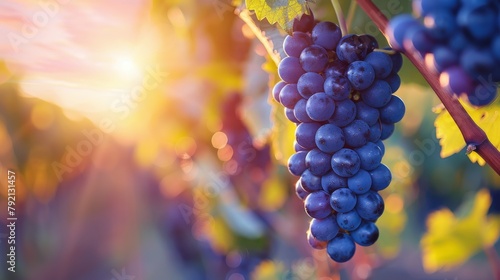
[355,0,500,175]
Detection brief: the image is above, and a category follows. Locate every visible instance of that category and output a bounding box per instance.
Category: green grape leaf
[434,99,500,165]
[421,189,500,272]
[245,0,309,32]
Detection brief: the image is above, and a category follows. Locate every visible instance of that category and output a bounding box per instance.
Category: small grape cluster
[273,13,405,262]
[387,0,500,106]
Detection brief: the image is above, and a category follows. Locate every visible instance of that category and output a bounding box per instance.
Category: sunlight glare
[114,53,143,81]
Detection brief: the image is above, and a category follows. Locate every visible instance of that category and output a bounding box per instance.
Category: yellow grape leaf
[263,56,295,165]
[435,99,500,165]
[207,217,235,253]
[376,203,407,259]
[266,62,295,165]
[246,0,308,32]
[251,260,286,280]
[421,189,500,272]
[259,172,287,211]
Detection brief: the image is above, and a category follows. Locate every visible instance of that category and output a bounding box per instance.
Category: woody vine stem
[354,0,500,175]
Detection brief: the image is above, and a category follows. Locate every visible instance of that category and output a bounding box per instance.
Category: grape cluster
[387,0,500,106]
[274,13,405,262]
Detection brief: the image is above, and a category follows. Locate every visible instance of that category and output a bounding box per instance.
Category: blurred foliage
[421,189,500,272]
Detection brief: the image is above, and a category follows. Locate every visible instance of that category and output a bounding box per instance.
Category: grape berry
[279,13,405,263]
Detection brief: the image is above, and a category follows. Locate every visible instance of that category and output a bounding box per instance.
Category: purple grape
[294,140,307,152]
[460,47,495,78]
[347,169,372,194]
[325,60,348,78]
[306,149,332,176]
[440,66,476,95]
[356,101,380,126]
[315,124,345,154]
[279,83,302,109]
[336,210,362,231]
[272,81,286,103]
[296,180,310,200]
[364,51,393,79]
[361,80,392,108]
[329,99,357,127]
[296,122,322,149]
[278,56,305,83]
[379,95,406,124]
[386,48,403,74]
[406,24,435,55]
[297,72,325,99]
[324,75,352,101]
[293,13,315,33]
[288,151,307,176]
[369,123,382,142]
[347,61,376,90]
[307,231,327,250]
[331,148,361,178]
[386,14,420,50]
[336,34,370,63]
[385,73,401,93]
[343,120,371,148]
[309,216,340,241]
[356,142,383,171]
[458,4,497,41]
[301,169,323,192]
[284,32,313,57]
[468,83,498,106]
[300,45,329,73]
[321,171,348,193]
[380,123,395,140]
[330,188,357,213]
[375,139,385,155]
[492,36,500,61]
[304,191,332,219]
[306,92,336,121]
[424,10,457,41]
[370,164,392,191]
[285,107,300,123]
[351,222,379,246]
[327,233,356,262]
[429,46,458,72]
[312,21,342,51]
[294,99,314,123]
[360,34,379,53]
[356,191,384,221]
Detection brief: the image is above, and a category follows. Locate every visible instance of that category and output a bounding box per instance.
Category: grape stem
[355,0,500,175]
[331,0,348,35]
[346,0,357,32]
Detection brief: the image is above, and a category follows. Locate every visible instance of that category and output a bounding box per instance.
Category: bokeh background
[0,0,499,279]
